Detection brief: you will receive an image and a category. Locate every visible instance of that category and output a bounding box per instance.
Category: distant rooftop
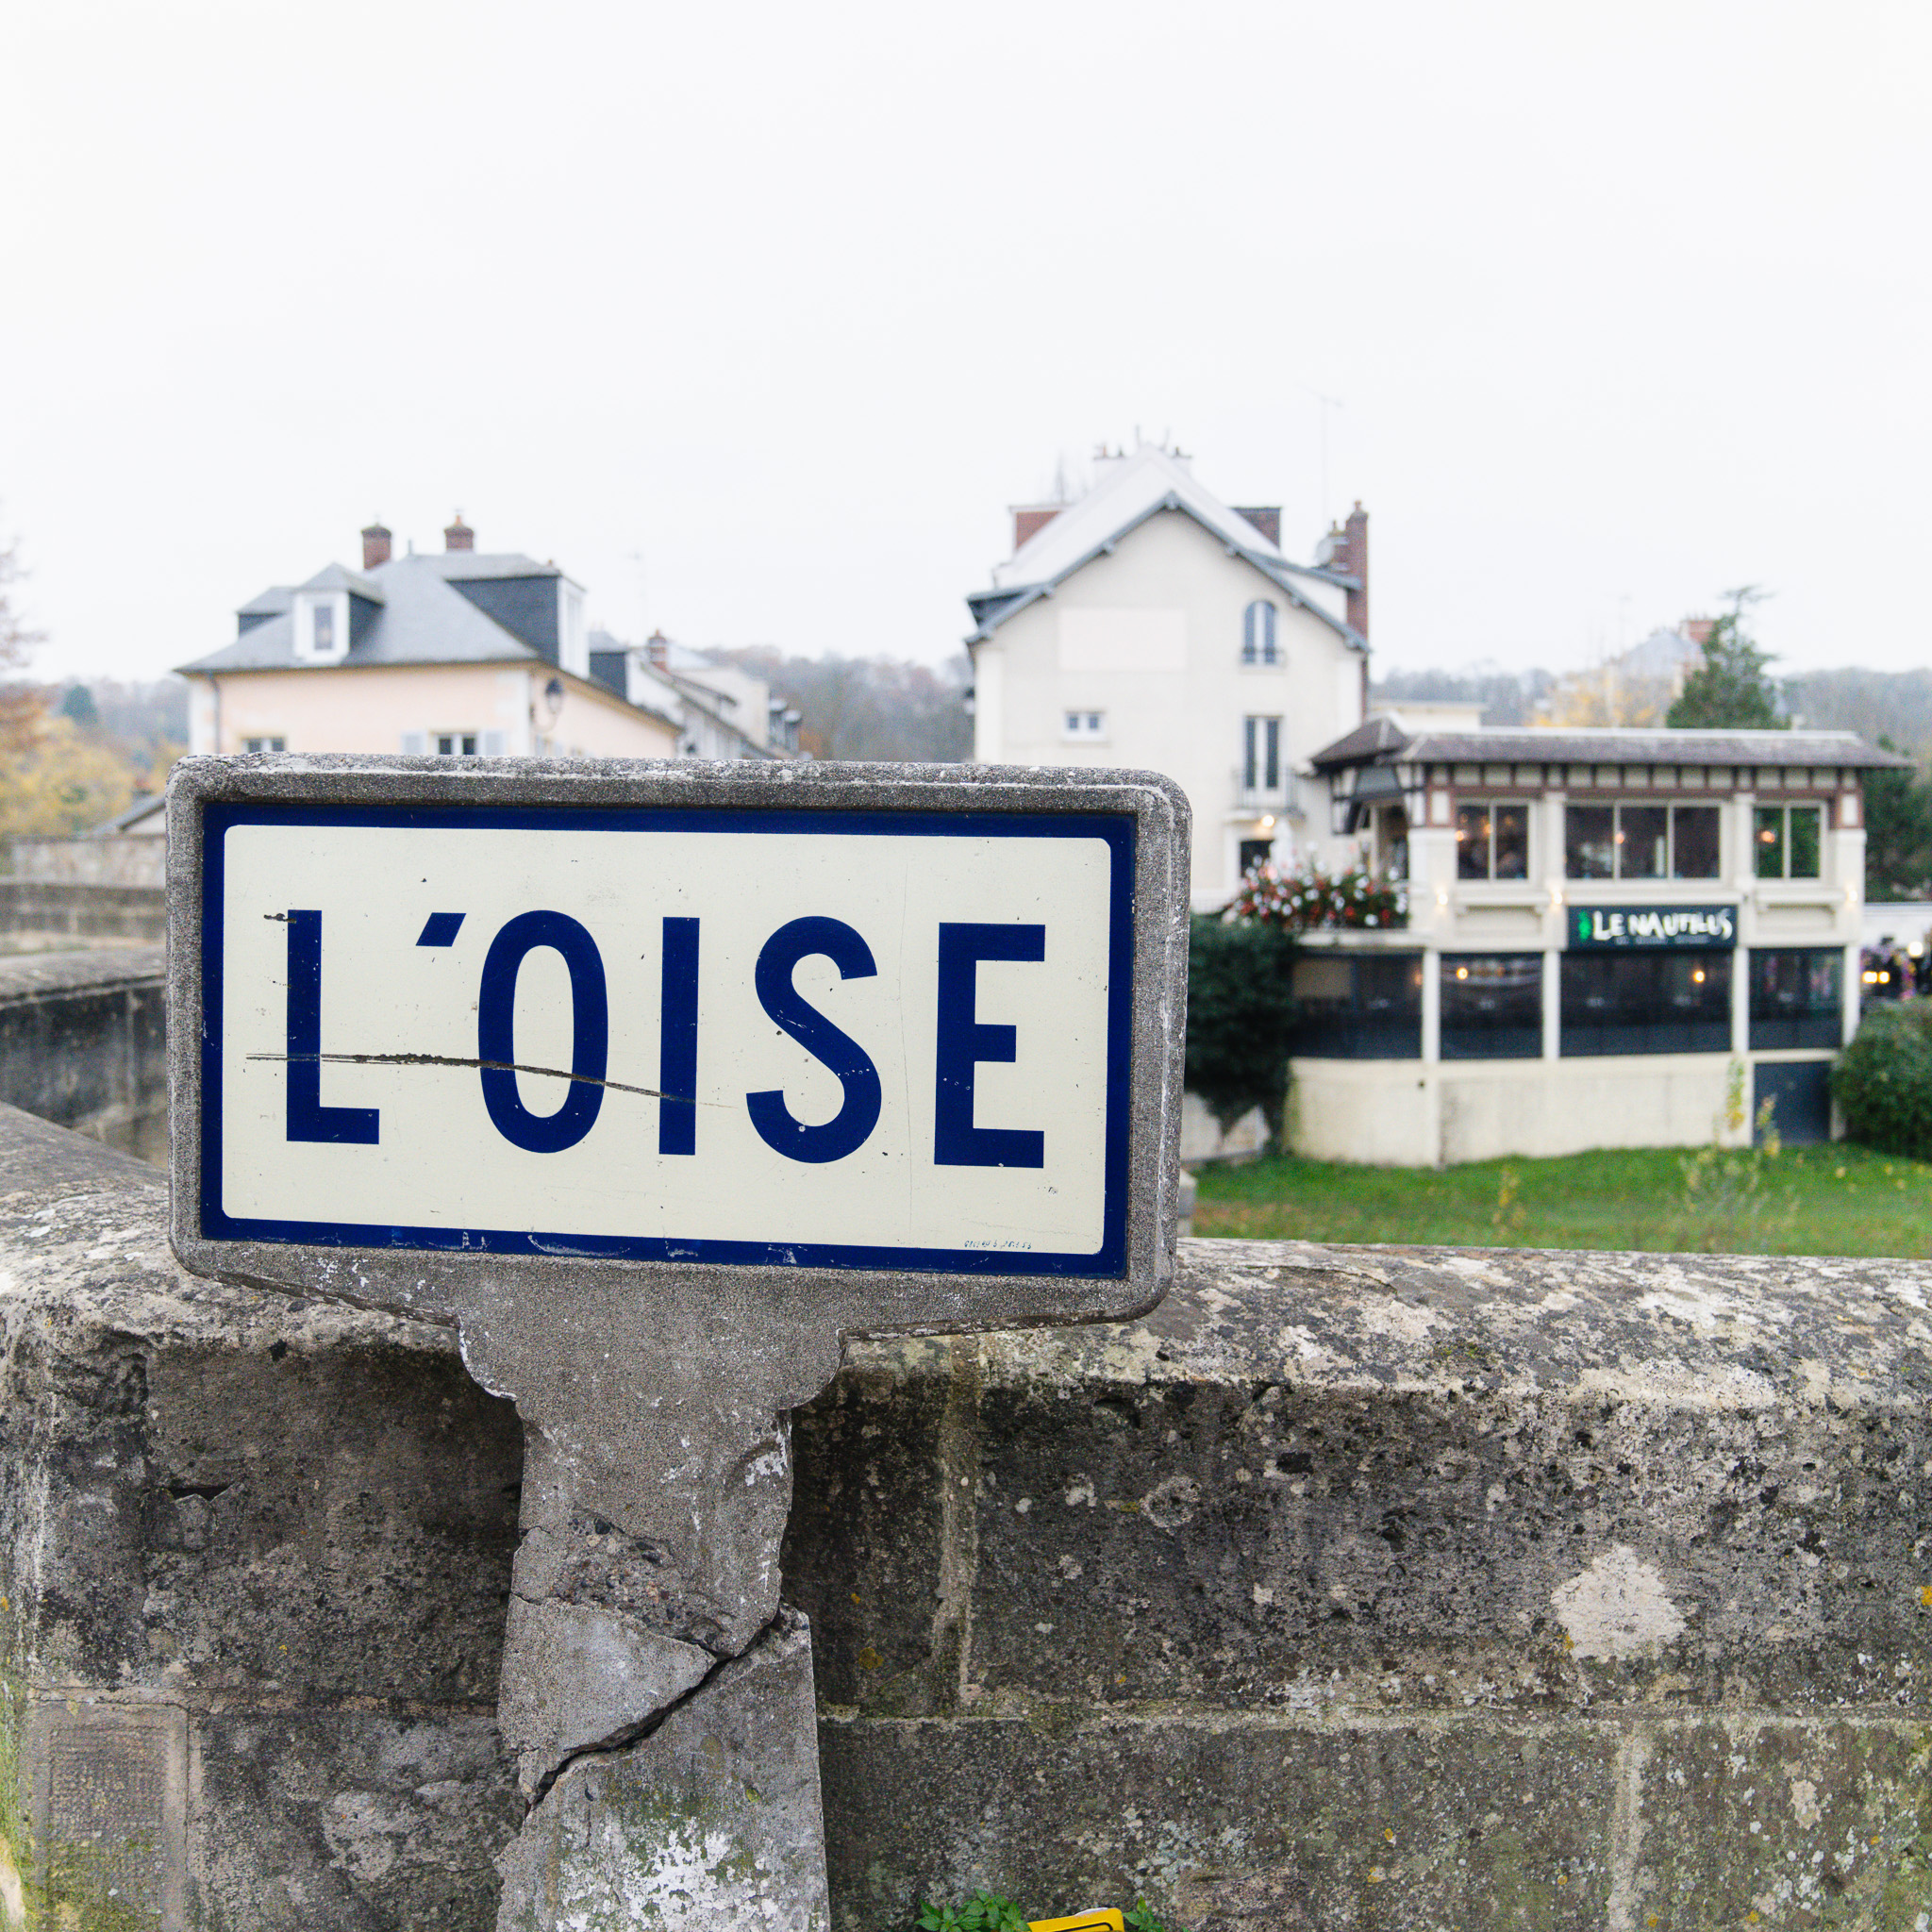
[1312,719,1908,773]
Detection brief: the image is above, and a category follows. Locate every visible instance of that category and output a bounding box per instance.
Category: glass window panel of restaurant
[1749,947,1843,1050]
[1754,803,1824,879]
[1441,955,1543,1059]
[1456,802,1529,880]
[1290,953,1424,1059]
[1566,802,1724,880]
[1559,950,1732,1056]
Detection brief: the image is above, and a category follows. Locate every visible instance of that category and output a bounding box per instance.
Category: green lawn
[1191,1141,1932,1258]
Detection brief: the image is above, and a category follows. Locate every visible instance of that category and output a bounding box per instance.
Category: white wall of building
[1283,766,1868,1165]
[972,508,1363,906]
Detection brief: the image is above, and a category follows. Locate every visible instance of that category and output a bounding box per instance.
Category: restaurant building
[1293,722,1907,1164]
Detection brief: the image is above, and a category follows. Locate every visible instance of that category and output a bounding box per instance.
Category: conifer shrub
[1185,915,1297,1142]
[1831,1005,1932,1161]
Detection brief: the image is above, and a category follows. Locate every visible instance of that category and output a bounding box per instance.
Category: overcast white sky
[3,0,1927,686]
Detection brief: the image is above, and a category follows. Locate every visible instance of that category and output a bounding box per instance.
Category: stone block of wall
[0,1104,523,1928]
[0,949,169,1160]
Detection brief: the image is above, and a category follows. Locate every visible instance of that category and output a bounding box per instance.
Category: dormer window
[294,590,349,662]
[558,581,588,678]
[1241,600,1279,665]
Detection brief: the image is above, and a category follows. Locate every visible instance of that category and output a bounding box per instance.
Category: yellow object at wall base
[1029,1915,1125,1932]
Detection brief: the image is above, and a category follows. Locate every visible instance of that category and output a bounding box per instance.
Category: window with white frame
[436,732,480,757]
[1241,600,1279,666]
[293,591,347,662]
[1063,709,1106,740]
[1242,715,1282,791]
[242,736,286,753]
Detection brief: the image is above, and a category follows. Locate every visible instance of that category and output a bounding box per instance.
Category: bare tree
[0,521,45,760]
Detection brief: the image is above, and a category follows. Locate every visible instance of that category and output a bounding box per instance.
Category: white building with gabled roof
[964,440,1369,908]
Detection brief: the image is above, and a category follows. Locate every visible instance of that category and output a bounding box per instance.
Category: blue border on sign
[199,801,1136,1277]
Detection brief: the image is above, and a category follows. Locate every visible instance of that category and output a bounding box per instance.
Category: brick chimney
[1012,507,1060,552]
[646,629,671,670]
[360,521,391,571]
[1683,616,1716,645]
[1233,507,1281,547]
[1335,502,1368,641]
[444,513,475,553]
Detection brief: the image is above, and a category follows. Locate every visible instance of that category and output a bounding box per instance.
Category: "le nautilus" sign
[1570,904,1738,950]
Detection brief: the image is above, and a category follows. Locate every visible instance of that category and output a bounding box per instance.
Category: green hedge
[1184,915,1297,1143]
[1832,1004,1932,1160]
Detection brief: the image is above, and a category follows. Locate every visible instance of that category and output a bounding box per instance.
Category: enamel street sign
[167,757,1190,1326]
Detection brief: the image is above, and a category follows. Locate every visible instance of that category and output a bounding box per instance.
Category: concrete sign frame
[165,753,1190,1931]
[168,755,1188,1330]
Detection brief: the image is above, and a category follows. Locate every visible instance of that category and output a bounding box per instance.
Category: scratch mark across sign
[244,1050,722,1103]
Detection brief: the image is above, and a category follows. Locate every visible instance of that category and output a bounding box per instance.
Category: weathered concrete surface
[788,1238,1932,1929]
[497,1609,829,1932]
[453,1279,845,1911]
[497,1599,712,1798]
[0,947,168,1161]
[0,1103,522,1927]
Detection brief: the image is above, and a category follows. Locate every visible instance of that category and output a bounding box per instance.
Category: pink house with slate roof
[177,517,680,763]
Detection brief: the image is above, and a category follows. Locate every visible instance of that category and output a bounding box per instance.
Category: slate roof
[1310,721,1910,773]
[178,553,562,675]
[296,562,385,601]
[966,442,1365,653]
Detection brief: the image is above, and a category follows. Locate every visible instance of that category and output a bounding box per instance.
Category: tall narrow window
[1755,804,1823,879]
[312,603,335,654]
[1242,601,1278,665]
[1244,717,1282,791]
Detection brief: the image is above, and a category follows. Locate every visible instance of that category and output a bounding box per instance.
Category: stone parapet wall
[0,948,169,1160]
[790,1245,1932,1928]
[0,878,168,942]
[7,837,168,890]
[3,1103,1929,1928]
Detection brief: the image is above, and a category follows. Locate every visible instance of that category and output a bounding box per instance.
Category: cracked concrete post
[457,1282,849,1927]
[165,755,1190,1932]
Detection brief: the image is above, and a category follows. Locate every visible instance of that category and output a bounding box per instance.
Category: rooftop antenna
[1308,390,1345,526]
[625,547,648,645]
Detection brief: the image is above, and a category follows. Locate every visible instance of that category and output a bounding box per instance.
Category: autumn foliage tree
[0,521,135,838]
